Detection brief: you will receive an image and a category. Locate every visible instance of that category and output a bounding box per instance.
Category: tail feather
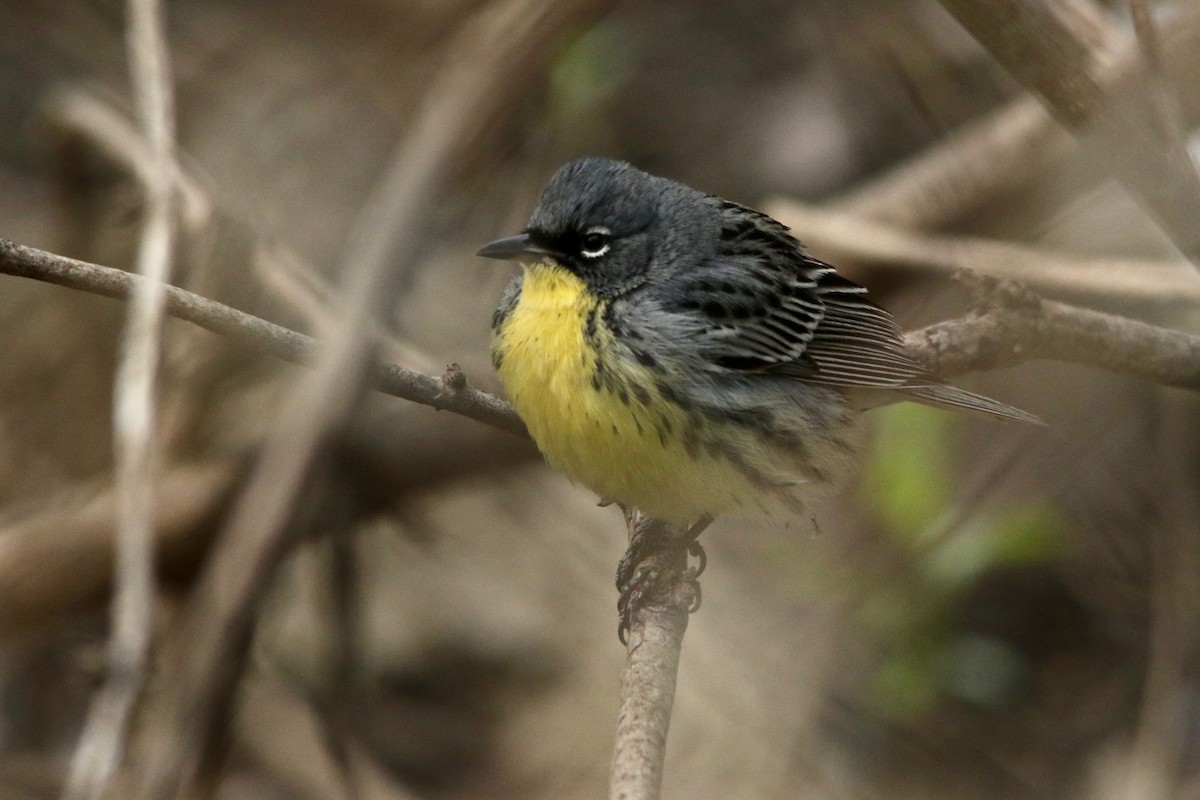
[901,384,1043,425]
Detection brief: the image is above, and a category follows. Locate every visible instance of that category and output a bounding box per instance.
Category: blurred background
[1,0,1200,798]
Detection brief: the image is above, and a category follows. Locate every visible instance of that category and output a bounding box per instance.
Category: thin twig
[42,87,210,231]
[6,242,1200,798]
[62,1,177,798]
[1129,0,1163,72]
[1122,405,1200,800]
[1127,0,1195,185]
[0,239,526,436]
[4,236,1200,415]
[6,236,1200,800]
[42,88,440,374]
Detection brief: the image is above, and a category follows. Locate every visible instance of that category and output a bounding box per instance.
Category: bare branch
[904,277,1200,391]
[41,89,441,374]
[6,240,1200,800]
[1127,0,1193,180]
[0,239,527,436]
[41,88,211,231]
[1129,0,1163,72]
[1122,413,1200,799]
[62,0,178,797]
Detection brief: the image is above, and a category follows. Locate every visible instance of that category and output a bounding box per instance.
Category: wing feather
[677,199,922,389]
[657,200,1039,423]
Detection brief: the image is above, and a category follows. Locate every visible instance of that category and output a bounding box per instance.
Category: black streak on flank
[584,305,600,341]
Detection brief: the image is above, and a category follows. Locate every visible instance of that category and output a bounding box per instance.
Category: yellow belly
[493,262,780,523]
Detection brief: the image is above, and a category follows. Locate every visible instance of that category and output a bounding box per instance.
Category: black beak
[476,232,559,263]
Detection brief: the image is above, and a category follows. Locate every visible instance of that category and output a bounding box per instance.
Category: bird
[478,157,1038,529]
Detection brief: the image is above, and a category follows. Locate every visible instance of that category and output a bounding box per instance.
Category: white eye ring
[580,226,612,259]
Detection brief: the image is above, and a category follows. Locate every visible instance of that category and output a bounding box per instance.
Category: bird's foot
[616,513,712,644]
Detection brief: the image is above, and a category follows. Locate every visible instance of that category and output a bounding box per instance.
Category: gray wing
[677,200,918,385]
[671,201,1040,423]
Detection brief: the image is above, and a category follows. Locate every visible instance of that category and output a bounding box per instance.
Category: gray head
[477,157,718,296]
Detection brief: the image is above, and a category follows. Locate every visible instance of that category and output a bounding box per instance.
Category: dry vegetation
[1,1,1200,799]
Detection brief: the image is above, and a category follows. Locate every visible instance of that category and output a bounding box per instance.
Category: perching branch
[905,275,1200,392]
[9,235,1200,800]
[0,239,526,436]
[609,511,698,800]
[5,237,1200,422]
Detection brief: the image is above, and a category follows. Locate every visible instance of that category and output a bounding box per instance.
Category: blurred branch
[766,200,1200,307]
[1129,0,1164,72]
[5,237,1200,800]
[830,94,1072,229]
[63,0,178,798]
[131,0,615,797]
[0,462,237,640]
[939,0,1200,263]
[42,88,211,232]
[42,86,443,373]
[236,674,422,800]
[1127,0,1192,185]
[836,0,1200,229]
[1123,404,1200,800]
[0,420,536,645]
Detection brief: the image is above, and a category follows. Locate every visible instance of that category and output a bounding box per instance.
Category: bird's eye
[579,227,612,259]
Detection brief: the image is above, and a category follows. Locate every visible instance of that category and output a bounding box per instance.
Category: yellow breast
[492,261,782,523]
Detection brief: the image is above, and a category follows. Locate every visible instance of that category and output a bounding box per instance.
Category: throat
[514,260,591,311]
[493,261,600,405]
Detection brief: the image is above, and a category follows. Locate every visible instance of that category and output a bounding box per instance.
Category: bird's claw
[616,515,712,644]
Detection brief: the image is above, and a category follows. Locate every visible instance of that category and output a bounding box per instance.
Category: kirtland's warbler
[479,158,1037,525]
